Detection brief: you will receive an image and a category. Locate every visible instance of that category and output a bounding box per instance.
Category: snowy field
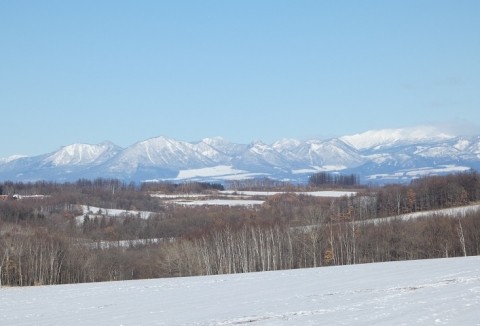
[174,165,268,181]
[79,205,154,219]
[1,256,479,325]
[176,199,265,207]
[370,203,480,225]
[151,190,357,207]
[72,190,357,222]
[74,205,155,224]
[219,190,357,197]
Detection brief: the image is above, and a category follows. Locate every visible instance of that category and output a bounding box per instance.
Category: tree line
[309,172,360,187]
[1,172,479,286]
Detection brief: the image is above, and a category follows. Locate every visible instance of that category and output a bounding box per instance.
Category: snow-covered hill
[42,142,121,167]
[0,126,479,183]
[340,126,455,150]
[1,256,479,325]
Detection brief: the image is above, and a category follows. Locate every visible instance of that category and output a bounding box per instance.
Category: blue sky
[1,1,479,158]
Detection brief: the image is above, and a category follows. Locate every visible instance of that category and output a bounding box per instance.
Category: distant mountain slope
[42,142,121,167]
[341,126,454,150]
[1,126,479,183]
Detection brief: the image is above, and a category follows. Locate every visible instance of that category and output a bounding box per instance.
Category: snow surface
[82,238,172,250]
[75,205,154,224]
[1,256,479,325]
[292,165,347,174]
[43,143,118,166]
[176,166,246,179]
[370,203,480,225]
[404,165,471,177]
[341,126,454,150]
[148,165,269,182]
[174,199,265,207]
[150,193,211,199]
[151,191,356,207]
[220,190,357,198]
[367,165,471,181]
[0,154,27,163]
[81,205,153,219]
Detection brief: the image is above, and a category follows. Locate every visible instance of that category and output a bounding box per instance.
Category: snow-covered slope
[42,142,120,166]
[200,137,248,157]
[341,126,455,150]
[236,141,290,171]
[107,136,217,173]
[280,138,365,168]
[1,256,479,325]
[0,126,479,183]
[0,154,27,164]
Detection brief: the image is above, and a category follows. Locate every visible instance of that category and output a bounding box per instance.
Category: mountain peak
[43,142,120,166]
[201,136,227,143]
[272,138,303,151]
[200,137,234,149]
[0,154,28,164]
[341,126,455,150]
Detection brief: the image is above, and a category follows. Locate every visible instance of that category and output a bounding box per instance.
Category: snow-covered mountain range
[1,126,480,184]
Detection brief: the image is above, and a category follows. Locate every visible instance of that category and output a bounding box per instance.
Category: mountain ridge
[1,126,479,184]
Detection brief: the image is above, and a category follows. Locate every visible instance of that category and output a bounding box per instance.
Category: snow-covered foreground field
[1,257,479,325]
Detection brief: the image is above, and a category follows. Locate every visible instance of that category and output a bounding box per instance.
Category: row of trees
[374,170,480,217]
[309,172,360,187]
[1,172,479,286]
[0,179,227,216]
[3,210,478,285]
[157,211,480,277]
[140,181,224,193]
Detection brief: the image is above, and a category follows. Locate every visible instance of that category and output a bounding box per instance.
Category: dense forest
[1,171,480,286]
